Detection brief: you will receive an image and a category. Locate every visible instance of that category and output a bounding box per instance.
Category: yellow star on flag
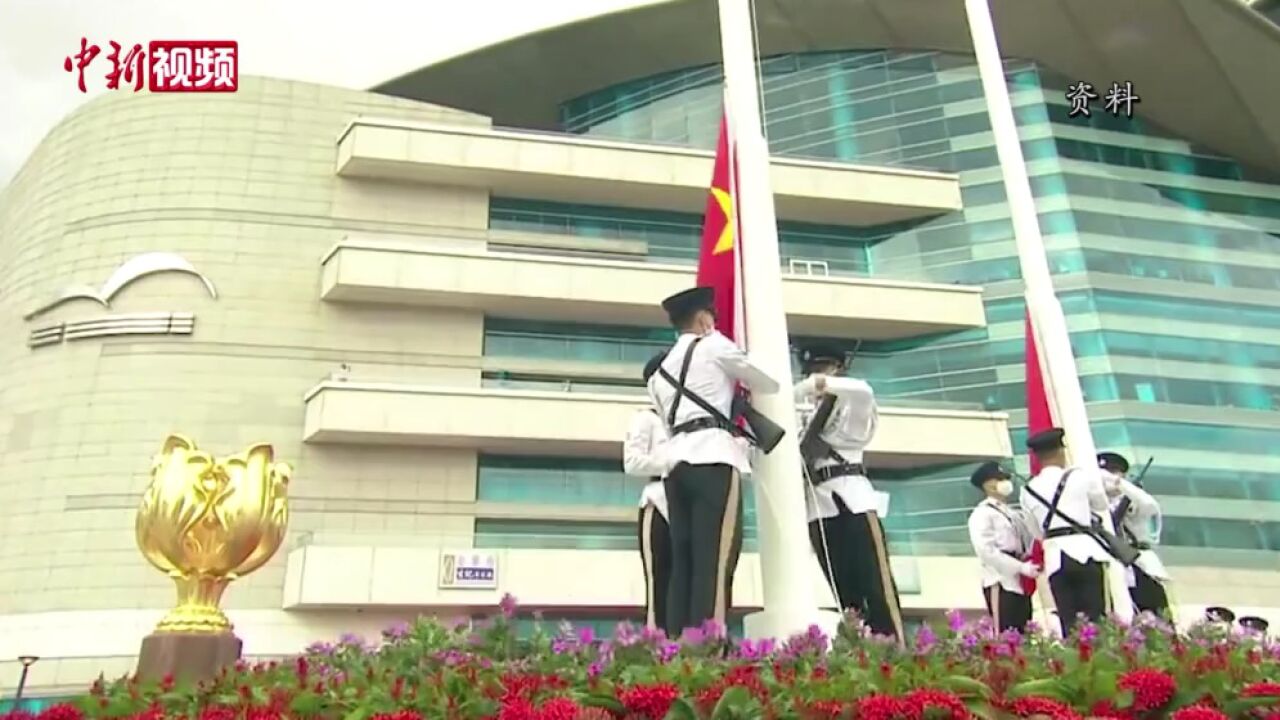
[710,186,735,255]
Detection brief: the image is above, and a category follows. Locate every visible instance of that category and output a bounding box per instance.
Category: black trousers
[1131,565,1170,617]
[1048,555,1106,638]
[637,504,672,632]
[983,584,1033,633]
[663,463,743,639]
[807,495,905,643]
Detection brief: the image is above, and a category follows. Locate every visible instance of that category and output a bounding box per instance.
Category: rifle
[797,340,861,470]
[799,393,839,469]
[1110,456,1154,538]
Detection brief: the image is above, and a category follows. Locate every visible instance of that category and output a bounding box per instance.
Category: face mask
[994,479,1014,497]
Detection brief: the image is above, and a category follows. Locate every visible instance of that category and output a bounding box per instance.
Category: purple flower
[946,609,966,633]
[657,641,680,663]
[735,637,777,660]
[551,637,574,655]
[338,633,367,650]
[681,626,706,645]
[587,661,604,678]
[613,622,639,646]
[306,641,336,655]
[640,625,667,644]
[914,624,938,654]
[1025,620,1042,636]
[498,593,518,618]
[383,621,411,640]
[576,625,596,645]
[1078,622,1099,644]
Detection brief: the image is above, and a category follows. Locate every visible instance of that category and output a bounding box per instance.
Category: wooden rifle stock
[799,393,838,467]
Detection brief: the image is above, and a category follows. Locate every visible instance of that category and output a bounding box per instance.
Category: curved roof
[375,0,1280,174]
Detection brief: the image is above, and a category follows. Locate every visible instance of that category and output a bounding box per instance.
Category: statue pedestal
[136,633,242,683]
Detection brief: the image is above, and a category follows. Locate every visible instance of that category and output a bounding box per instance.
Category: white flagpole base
[743,608,842,643]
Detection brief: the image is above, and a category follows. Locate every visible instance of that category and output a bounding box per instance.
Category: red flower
[619,683,679,720]
[198,708,237,720]
[1078,642,1094,662]
[34,706,82,720]
[1005,696,1082,720]
[904,689,969,720]
[1118,668,1176,712]
[1243,683,1280,698]
[535,697,580,720]
[856,695,908,720]
[1170,706,1229,720]
[497,698,536,720]
[796,699,845,720]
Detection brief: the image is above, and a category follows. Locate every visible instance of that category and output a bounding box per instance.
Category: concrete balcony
[336,118,962,225]
[302,382,1012,468]
[320,240,988,340]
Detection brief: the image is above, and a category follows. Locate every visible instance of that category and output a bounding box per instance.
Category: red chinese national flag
[696,113,744,346]
[1023,308,1051,588]
[1024,309,1055,475]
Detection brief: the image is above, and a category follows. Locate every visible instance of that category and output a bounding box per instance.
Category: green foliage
[18,604,1279,720]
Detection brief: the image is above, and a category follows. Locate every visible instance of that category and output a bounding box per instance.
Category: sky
[0,0,654,186]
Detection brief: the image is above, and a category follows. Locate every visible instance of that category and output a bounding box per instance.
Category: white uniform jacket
[1105,473,1169,585]
[1021,464,1114,577]
[646,331,778,476]
[794,374,888,523]
[623,408,670,522]
[967,497,1039,594]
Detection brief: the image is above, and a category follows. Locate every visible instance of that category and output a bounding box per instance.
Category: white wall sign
[439,551,498,590]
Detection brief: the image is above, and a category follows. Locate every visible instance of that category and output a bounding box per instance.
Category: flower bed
[4,598,1277,720]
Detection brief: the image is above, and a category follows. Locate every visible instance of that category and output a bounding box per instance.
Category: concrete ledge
[336,118,962,225]
[302,382,1012,468]
[320,240,988,340]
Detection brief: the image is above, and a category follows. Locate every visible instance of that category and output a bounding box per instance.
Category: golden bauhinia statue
[135,434,291,636]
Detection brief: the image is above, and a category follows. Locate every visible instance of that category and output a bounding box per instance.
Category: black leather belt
[1045,527,1088,539]
[811,463,866,484]
[649,476,662,484]
[671,416,736,436]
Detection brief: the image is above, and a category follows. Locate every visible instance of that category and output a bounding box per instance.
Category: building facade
[2,0,1278,697]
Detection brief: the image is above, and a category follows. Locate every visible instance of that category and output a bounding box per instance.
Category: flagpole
[962,0,1134,622]
[716,0,840,641]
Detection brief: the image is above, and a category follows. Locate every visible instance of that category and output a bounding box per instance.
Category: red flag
[1023,308,1051,588]
[696,113,743,345]
[1024,309,1054,475]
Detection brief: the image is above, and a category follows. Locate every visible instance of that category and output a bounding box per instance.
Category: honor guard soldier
[967,461,1042,632]
[1098,452,1170,617]
[648,286,779,638]
[624,352,673,631]
[1019,427,1113,638]
[795,342,905,643]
